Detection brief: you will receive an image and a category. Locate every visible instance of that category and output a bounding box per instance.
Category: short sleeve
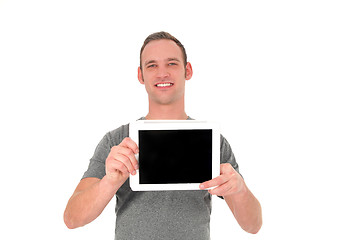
[82,133,112,180]
[220,135,240,175]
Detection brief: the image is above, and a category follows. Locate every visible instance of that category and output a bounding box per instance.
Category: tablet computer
[129,120,220,191]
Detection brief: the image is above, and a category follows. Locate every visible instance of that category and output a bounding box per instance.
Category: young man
[64,31,262,239]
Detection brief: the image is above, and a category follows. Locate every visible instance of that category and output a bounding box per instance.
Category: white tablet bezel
[129,120,220,191]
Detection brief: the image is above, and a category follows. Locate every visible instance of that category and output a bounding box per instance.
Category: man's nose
[156,65,170,79]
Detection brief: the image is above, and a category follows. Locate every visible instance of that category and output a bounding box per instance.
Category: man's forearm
[224,183,262,234]
[64,176,122,229]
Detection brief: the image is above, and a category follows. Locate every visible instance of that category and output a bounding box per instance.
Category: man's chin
[150,96,178,106]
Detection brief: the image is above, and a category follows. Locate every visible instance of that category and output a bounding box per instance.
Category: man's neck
[146,100,187,120]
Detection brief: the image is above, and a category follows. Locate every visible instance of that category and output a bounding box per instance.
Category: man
[64,31,262,239]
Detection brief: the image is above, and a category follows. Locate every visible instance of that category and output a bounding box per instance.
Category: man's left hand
[199,163,244,197]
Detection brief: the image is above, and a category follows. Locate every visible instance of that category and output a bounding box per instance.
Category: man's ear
[138,67,144,84]
[185,62,193,80]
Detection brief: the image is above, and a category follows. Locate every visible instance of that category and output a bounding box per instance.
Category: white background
[1,0,359,239]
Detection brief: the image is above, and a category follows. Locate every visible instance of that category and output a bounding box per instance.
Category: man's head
[137,32,193,107]
[140,31,187,70]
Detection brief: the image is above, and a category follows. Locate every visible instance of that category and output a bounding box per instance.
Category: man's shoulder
[108,123,129,138]
[106,117,145,146]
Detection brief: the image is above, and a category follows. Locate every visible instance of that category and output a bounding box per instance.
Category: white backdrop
[1,0,359,239]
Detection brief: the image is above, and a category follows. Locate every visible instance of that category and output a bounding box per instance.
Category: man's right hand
[105,137,139,185]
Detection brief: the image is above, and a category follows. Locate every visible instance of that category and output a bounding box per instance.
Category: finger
[208,182,233,196]
[118,146,139,170]
[113,153,136,175]
[199,175,229,190]
[119,137,139,154]
[109,159,128,173]
[106,158,129,179]
[128,151,139,170]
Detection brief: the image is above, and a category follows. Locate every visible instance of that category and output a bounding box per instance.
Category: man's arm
[224,181,262,234]
[64,137,139,229]
[200,163,262,234]
[64,176,121,229]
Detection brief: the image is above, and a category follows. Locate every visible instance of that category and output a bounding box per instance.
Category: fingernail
[135,164,139,170]
[132,171,136,175]
[200,184,204,189]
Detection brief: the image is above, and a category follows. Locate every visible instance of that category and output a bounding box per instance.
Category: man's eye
[147,64,156,68]
[169,62,177,66]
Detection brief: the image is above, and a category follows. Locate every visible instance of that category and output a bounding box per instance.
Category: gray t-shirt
[82,118,240,240]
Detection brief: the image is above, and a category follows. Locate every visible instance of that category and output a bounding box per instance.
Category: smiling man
[138,36,193,119]
[64,31,262,240]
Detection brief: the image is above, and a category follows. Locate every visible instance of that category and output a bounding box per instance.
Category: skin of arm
[64,176,123,229]
[200,163,262,234]
[224,181,262,234]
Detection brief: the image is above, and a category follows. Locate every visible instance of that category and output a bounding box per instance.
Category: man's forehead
[141,40,183,62]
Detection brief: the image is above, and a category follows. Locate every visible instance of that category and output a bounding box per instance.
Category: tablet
[129,120,220,191]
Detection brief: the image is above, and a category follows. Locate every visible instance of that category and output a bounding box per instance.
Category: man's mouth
[155,82,174,88]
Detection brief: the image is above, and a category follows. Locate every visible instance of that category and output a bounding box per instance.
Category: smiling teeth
[156,83,172,87]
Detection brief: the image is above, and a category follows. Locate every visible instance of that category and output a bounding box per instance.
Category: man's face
[138,39,192,106]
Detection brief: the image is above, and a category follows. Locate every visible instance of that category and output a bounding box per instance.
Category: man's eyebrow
[167,58,181,62]
[144,60,157,66]
[144,58,181,66]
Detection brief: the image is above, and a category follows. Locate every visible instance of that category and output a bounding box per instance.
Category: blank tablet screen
[139,129,212,184]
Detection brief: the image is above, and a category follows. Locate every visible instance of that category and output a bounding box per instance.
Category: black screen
[139,129,212,184]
